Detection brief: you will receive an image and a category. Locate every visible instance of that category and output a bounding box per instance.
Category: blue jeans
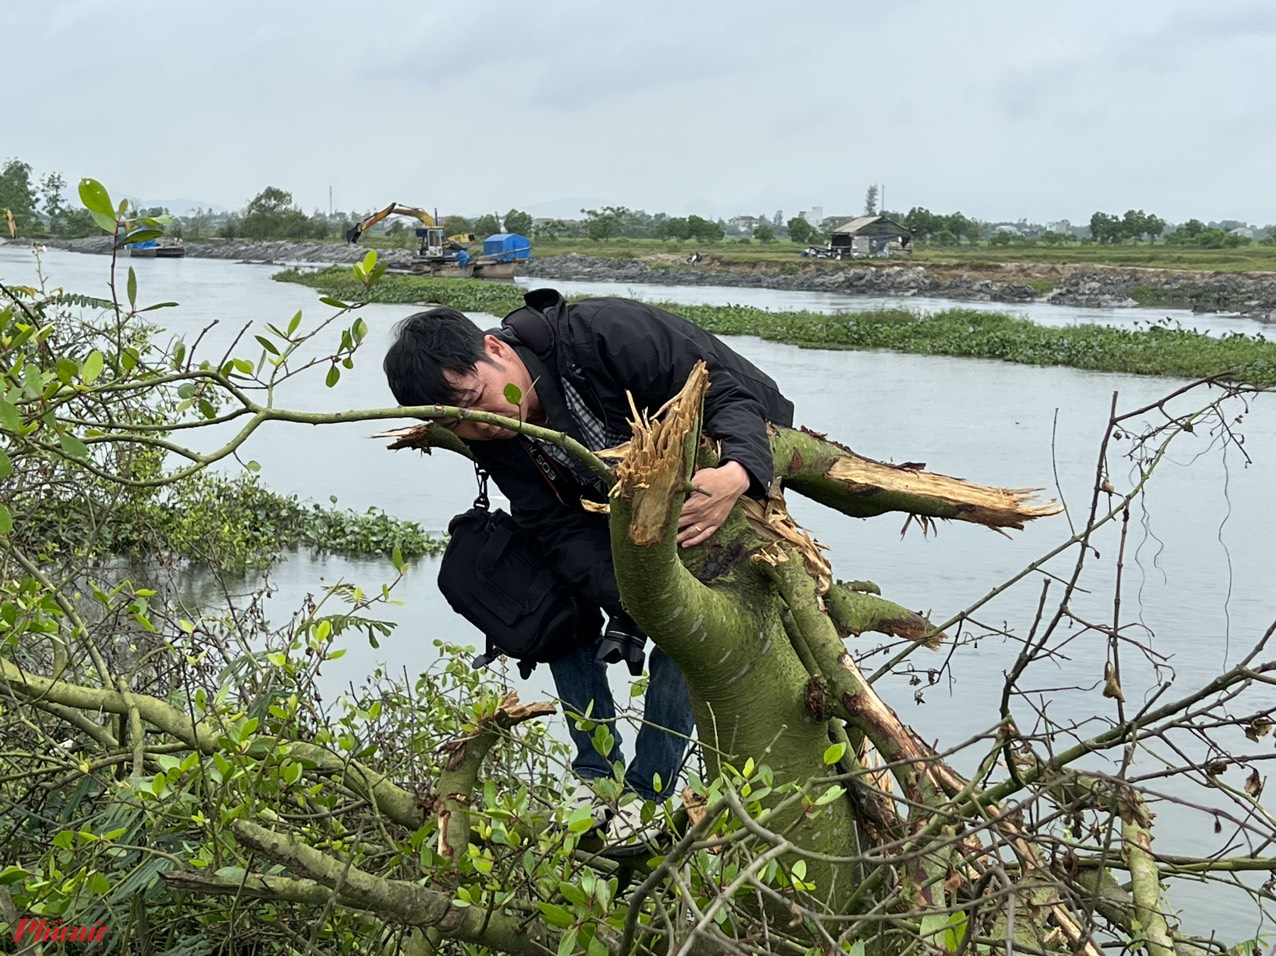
[549,642,694,801]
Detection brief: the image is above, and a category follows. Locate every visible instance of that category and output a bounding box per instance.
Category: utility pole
[328,186,333,217]
[881,183,886,216]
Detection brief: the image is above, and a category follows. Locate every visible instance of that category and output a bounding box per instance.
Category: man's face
[440,335,532,441]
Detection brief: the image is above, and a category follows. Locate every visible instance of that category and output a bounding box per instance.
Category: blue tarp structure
[482,233,531,262]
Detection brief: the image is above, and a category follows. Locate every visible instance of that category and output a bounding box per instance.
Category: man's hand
[677,461,750,548]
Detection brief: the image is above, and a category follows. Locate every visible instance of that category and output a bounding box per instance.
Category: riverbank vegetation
[0,272,441,578]
[19,466,441,575]
[276,267,1276,387]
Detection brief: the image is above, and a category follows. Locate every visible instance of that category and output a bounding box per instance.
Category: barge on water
[127,238,186,259]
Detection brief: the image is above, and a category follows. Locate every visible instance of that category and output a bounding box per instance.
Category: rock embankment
[524,254,1276,319]
[29,239,1276,321]
[523,253,1049,304]
[1047,268,1276,318]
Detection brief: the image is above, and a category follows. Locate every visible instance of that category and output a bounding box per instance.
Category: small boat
[471,259,521,280]
[385,260,475,278]
[470,233,530,280]
[127,238,186,259]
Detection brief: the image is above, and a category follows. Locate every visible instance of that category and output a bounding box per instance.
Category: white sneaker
[566,779,610,830]
[604,798,664,847]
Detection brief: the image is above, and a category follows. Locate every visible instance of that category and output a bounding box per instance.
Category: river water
[4,246,1274,938]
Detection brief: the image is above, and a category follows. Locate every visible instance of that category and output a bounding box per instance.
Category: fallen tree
[1,190,1273,954]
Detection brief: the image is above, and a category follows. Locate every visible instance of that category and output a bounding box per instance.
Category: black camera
[595,612,647,676]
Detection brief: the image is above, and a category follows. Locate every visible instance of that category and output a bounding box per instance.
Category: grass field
[276,267,1276,387]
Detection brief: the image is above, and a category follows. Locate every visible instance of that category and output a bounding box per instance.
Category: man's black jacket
[467,289,794,617]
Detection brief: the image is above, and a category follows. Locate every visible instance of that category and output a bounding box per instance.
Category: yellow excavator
[345,203,478,273]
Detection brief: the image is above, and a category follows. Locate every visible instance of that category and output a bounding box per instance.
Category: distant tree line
[1163,217,1258,248]
[5,157,1275,249]
[1088,209,1167,244]
[899,207,984,245]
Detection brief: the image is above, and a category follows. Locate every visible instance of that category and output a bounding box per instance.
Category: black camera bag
[438,468,600,672]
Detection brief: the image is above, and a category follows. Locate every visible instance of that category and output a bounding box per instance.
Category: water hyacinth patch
[277,268,1276,387]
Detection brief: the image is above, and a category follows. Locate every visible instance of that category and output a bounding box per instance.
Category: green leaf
[282,762,303,785]
[536,902,574,928]
[0,504,11,535]
[944,912,968,952]
[556,928,578,956]
[0,447,10,480]
[287,310,302,335]
[325,366,340,388]
[813,784,846,807]
[81,350,105,384]
[59,433,89,460]
[127,267,137,308]
[919,913,947,944]
[90,210,118,233]
[0,865,28,885]
[53,830,74,850]
[391,544,404,572]
[245,460,261,472]
[503,382,523,406]
[254,335,280,356]
[119,227,164,247]
[822,742,847,765]
[137,301,179,312]
[361,249,378,273]
[78,178,114,218]
[88,872,111,895]
[319,296,349,309]
[558,881,590,907]
[0,400,19,432]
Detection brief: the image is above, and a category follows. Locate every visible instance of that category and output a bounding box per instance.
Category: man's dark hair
[383,308,490,407]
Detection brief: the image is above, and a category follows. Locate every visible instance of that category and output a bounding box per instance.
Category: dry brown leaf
[1244,716,1273,742]
[1102,662,1125,703]
[1245,768,1264,798]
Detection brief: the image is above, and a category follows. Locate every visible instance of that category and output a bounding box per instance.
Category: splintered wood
[742,493,832,597]
[612,362,709,546]
[825,457,1061,531]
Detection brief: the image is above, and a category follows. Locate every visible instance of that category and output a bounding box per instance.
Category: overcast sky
[6,1,1274,225]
